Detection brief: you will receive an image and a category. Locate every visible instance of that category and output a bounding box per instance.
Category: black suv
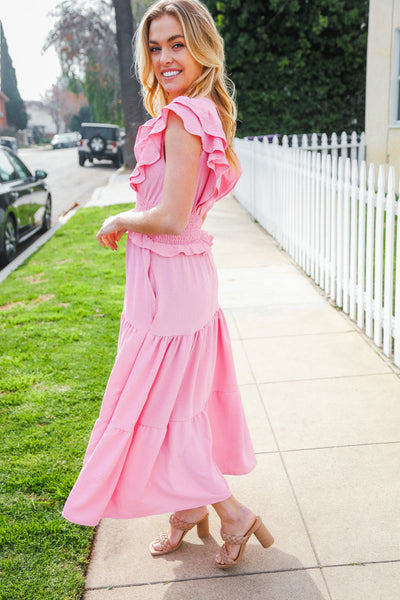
[78,123,124,168]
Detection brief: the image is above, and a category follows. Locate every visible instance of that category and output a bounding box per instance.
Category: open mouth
[162,70,182,79]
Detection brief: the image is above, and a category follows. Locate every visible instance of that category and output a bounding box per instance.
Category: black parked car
[0,146,51,267]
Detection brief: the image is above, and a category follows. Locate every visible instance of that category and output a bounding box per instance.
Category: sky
[1,0,62,101]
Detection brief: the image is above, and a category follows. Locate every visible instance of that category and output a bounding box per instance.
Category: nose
[160,47,173,65]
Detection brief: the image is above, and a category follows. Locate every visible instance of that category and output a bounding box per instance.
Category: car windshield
[81,126,119,141]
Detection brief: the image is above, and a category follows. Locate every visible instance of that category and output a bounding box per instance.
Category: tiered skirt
[62,233,256,526]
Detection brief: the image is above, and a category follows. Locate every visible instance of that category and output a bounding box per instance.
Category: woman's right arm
[97,111,202,250]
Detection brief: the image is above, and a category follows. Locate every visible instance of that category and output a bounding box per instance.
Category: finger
[96,234,106,247]
[104,234,118,251]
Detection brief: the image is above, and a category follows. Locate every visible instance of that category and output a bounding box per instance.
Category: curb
[0,223,63,283]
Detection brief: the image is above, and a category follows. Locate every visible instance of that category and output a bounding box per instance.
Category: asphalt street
[19,145,115,223]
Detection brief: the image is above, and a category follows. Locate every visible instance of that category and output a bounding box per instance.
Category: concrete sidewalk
[83,172,400,600]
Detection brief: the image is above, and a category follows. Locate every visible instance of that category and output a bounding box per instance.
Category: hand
[96,216,126,250]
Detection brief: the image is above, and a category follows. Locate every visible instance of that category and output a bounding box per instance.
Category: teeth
[163,70,180,77]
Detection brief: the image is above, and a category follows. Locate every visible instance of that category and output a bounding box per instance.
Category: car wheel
[113,152,122,168]
[89,135,106,155]
[79,153,86,166]
[0,216,17,267]
[41,196,52,232]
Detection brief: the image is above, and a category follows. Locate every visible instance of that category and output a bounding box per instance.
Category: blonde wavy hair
[134,0,239,169]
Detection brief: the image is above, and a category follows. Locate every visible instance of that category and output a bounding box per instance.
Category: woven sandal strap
[169,513,198,531]
[153,531,172,552]
[218,543,236,565]
[220,529,250,545]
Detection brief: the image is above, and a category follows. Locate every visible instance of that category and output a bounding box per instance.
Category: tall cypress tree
[0,21,27,130]
[204,0,368,137]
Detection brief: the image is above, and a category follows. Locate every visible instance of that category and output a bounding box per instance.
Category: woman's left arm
[97,112,202,250]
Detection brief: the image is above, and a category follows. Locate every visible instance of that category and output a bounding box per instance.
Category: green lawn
[0,206,129,599]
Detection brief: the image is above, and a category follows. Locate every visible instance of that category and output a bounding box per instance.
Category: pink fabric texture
[62,96,256,527]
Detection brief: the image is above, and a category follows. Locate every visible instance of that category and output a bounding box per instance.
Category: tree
[0,22,27,130]
[45,0,148,168]
[204,0,368,137]
[113,0,146,168]
[43,77,88,132]
[69,105,94,131]
[44,0,123,125]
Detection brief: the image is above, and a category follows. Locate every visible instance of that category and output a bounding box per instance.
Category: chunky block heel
[197,513,210,538]
[254,520,274,548]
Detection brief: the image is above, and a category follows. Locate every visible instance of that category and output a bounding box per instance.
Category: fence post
[330,155,338,300]
[365,163,376,338]
[383,167,396,357]
[331,132,338,163]
[342,158,351,314]
[357,161,367,330]
[374,165,386,348]
[359,132,366,165]
[319,153,327,289]
[324,154,332,296]
[349,159,359,320]
[394,178,400,366]
[340,131,348,159]
[350,131,358,164]
[336,157,344,308]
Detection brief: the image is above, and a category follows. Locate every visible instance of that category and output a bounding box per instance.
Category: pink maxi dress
[62,95,256,527]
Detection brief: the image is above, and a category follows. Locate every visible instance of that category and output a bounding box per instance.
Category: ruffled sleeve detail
[129,96,241,214]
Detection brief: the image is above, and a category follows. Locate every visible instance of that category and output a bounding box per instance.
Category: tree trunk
[113,0,146,169]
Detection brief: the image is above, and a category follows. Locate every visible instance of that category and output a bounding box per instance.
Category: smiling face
[148,13,204,101]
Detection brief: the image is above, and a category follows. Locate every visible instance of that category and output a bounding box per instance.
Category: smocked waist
[135,213,203,245]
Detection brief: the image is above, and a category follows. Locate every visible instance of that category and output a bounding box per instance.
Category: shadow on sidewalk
[85,521,328,599]
[154,546,327,599]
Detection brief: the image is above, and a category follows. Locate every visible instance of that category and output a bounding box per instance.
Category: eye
[149,46,160,53]
[173,43,184,49]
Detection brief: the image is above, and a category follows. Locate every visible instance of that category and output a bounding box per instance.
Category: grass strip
[0,205,130,599]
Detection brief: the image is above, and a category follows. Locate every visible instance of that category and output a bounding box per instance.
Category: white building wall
[366,0,400,173]
[25,101,57,136]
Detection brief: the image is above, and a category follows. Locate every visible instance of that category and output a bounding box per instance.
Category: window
[0,150,17,183]
[7,152,31,180]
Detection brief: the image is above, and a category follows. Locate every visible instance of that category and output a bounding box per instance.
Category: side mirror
[35,169,47,180]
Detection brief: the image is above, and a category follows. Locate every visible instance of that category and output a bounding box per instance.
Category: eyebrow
[149,34,184,44]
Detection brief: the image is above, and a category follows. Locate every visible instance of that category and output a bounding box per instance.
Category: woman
[62,0,274,568]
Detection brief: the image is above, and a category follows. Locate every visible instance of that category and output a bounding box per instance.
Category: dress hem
[62,489,233,527]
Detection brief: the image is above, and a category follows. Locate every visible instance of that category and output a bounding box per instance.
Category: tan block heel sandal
[149,512,210,556]
[216,516,274,568]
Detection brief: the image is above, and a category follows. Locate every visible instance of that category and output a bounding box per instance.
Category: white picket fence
[234,134,400,368]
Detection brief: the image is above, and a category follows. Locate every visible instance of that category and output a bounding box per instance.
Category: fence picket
[234,132,399,367]
[324,154,332,295]
[357,162,367,329]
[395,183,400,365]
[383,167,396,357]
[342,159,351,314]
[336,158,344,308]
[365,164,375,338]
[349,160,359,320]
[330,155,338,301]
[374,166,385,348]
